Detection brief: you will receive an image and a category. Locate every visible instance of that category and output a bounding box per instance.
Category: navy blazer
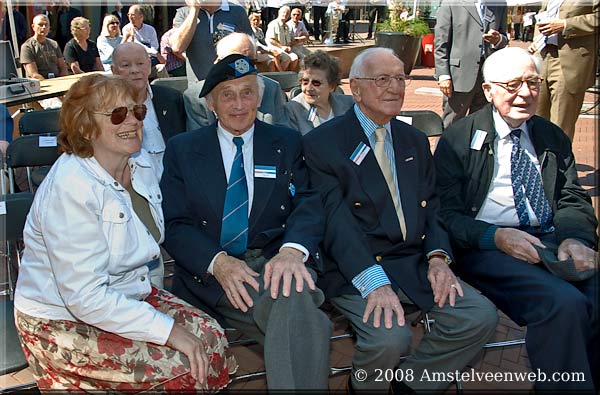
[150,84,187,143]
[303,109,452,311]
[161,120,324,309]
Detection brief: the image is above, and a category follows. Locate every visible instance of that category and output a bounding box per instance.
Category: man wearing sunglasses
[303,47,497,393]
[161,54,331,390]
[112,42,187,175]
[434,47,598,392]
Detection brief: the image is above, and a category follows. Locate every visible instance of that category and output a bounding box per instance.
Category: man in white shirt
[112,43,187,176]
[435,47,599,392]
[161,54,331,390]
[286,8,311,62]
[265,6,299,71]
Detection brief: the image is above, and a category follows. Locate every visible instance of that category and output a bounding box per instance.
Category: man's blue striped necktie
[220,136,249,256]
[510,129,554,232]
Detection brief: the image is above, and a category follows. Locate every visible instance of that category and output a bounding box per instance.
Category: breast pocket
[101,200,137,257]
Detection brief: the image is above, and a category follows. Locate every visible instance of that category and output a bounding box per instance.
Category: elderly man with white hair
[183,32,288,130]
[434,47,599,392]
[303,47,497,394]
[161,53,331,391]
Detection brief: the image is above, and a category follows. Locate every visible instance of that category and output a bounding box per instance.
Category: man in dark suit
[160,54,331,390]
[434,0,508,127]
[302,47,497,393]
[112,42,187,176]
[434,47,598,391]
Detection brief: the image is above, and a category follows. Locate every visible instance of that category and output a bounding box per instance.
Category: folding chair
[398,110,444,137]
[0,300,30,379]
[5,135,61,193]
[18,108,60,136]
[150,76,189,94]
[259,71,300,92]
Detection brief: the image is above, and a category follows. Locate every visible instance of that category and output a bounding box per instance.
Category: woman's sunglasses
[92,104,147,125]
[108,21,119,26]
[300,78,322,87]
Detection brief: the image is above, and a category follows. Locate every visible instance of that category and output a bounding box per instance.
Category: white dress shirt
[14,151,173,345]
[142,84,166,176]
[476,108,542,227]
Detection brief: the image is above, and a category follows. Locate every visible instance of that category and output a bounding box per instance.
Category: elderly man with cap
[160,54,332,390]
[183,32,288,131]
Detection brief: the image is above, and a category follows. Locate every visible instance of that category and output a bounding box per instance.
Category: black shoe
[343,39,350,44]
[391,379,415,395]
[366,34,372,39]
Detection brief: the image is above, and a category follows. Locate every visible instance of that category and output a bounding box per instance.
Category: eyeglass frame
[91,104,147,125]
[300,78,326,87]
[487,77,544,94]
[354,74,411,88]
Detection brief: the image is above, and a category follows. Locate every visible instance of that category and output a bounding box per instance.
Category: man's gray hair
[216,32,257,59]
[482,47,542,83]
[349,47,400,79]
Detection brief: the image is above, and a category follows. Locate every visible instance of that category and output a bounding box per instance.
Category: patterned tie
[220,137,249,256]
[374,127,407,238]
[509,129,554,232]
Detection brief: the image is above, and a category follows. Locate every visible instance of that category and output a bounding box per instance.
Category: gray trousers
[442,71,488,128]
[215,251,332,390]
[332,280,497,392]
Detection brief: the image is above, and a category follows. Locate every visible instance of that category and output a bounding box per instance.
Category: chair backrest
[260,71,299,92]
[398,110,444,137]
[0,192,34,242]
[18,108,61,136]
[6,135,61,168]
[150,76,189,93]
[0,300,29,375]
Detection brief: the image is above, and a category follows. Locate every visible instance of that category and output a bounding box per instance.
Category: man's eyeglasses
[92,104,147,125]
[489,78,543,93]
[300,78,323,87]
[354,75,411,88]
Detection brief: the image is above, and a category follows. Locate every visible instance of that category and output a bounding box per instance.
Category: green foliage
[376,18,431,36]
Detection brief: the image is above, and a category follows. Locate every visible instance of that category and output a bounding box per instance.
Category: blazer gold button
[280,205,285,210]
[376,255,382,262]
[119,212,124,218]
[202,220,207,226]
[315,252,320,259]
[471,206,478,212]
[421,200,427,208]
[282,224,286,228]
[354,202,362,208]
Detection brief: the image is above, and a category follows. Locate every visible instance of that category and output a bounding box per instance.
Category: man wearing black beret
[160,54,331,390]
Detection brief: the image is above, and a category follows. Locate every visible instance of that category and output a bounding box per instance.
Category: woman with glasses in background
[285,50,354,135]
[13,74,237,392]
[97,14,123,71]
[63,16,103,74]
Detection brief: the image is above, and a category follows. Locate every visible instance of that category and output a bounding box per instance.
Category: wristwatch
[426,251,452,265]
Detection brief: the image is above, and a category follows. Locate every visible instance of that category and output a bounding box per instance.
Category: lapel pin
[405,156,414,162]
[276,148,281,154]
[162,110,167,116]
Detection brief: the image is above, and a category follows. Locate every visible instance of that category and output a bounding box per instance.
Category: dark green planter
[375,32,423,75]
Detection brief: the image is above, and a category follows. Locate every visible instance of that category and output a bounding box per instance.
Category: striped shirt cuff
[352,265,391,298]
[479,225,499,250]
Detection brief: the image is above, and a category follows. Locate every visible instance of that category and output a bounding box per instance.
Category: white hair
[349,47,400,78]
[216,32,257,59]
[483,47,542,83]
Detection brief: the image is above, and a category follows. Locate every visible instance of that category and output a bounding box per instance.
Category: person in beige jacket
[529,0,598,140]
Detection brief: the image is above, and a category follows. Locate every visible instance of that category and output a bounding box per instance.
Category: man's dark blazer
[302,109,452,311]
[161,120,324,311]
[433,104,598,251]
[150,84,187,143]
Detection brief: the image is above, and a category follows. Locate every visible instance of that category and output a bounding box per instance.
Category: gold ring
[450,284,457,288]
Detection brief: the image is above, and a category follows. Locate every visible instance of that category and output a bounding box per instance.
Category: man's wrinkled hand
[483,29,502,45]
[438,79,452,97]
[363,285,405,329]
[264,247,315,299]
[494,227,545,263]
[427,258,463,308]
[213,254,260,312]
[557,238,598,272]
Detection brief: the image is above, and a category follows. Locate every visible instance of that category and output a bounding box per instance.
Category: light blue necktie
[510,129,554,232]
[220,137,249,256]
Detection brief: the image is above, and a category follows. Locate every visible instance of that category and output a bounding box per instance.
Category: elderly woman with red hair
[13,74,236,392]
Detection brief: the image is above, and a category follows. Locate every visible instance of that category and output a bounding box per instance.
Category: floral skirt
[14,288,238,393]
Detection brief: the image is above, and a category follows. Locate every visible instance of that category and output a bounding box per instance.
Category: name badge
[350,141,371,166]
[39,136,57,147]
[254,165,277,179]
[484,14,494,23]
[0,201,6,215]
[470,129,487,151]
